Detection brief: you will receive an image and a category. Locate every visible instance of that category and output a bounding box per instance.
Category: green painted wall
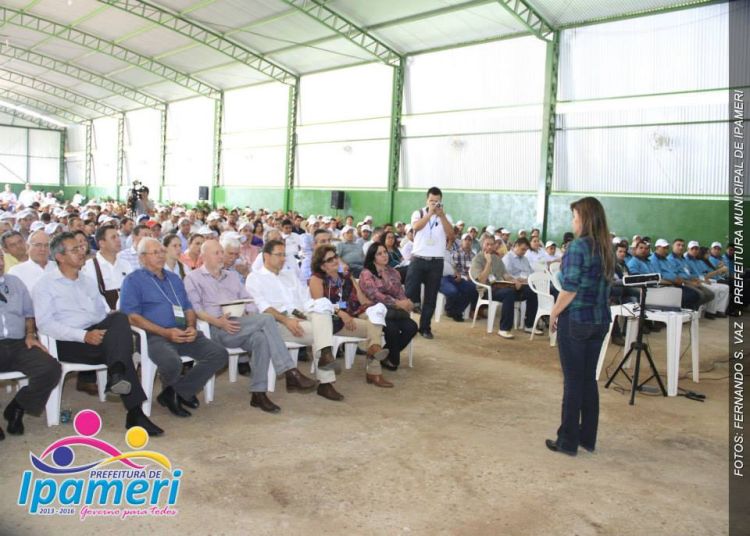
[61,186,118,202]
[211,187,729,247]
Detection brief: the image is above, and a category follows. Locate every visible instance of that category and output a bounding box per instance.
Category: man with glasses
[8,230,56,292]
[1,230,29,271]
[246,240,343,401]
[185,240,316,414]
[120,238,227,419]
[33,232,163,435]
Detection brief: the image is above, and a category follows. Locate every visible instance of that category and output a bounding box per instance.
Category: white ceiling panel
[268,42,371,74]
[533,0,711,27]
[76,8,152,42]
[107,67,167,88]
[196,64,272,88]
[0,61,50,78]
[30,0,103,25]
[187,0,290,33]
[151,0,206,12]
[331,0,476,27]
[158,45,238,73]
[239,11,337,54]
[0,26,52,50]
[33,40,94,61]
[139,81,199,102]
[100,94,144,111]
[72,53,133,74]
[120,27,197,57]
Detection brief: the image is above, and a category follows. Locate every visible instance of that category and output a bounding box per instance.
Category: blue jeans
[555,313,608,453]
[439,276,478,317]
[489,285,538,331]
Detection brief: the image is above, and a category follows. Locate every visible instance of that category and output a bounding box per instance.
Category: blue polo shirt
[667,253,696,280]
[685,254,710,279]
[120,268,193,328]
[626,256,654,275]
[649,253,680,282]
[723,253,734,276]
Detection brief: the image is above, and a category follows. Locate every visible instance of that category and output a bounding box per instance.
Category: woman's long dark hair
[363,242,386,276]
[570,197,614,280]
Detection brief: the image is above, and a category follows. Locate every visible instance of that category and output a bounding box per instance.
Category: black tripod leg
[641,345,668,397]
[629,346,643,405]
[605,346,635,389]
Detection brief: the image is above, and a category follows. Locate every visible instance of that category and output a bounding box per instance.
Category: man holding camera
[405,186,455,339]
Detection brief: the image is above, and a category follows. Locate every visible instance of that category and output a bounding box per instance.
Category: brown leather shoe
[317,346,340,372]
[76,378,99,396]
[250,392,280,413]
[285,368,317,393]
[366,344,389,361]
[366,374,393,388]
[317,382,344,401]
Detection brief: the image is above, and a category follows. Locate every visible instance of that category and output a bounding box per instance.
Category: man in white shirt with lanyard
[82,225,131,311]
[405,187,455,339]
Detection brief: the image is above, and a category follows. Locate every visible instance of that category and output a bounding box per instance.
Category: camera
[127,180,148,212]
[435,203,443,209]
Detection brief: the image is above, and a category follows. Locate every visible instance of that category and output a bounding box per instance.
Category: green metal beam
[159,105,167,203]
[116,113,125,199]
[0,103,64,130]
[213,92,223,190]
[284,79,299,212]
[387,61,405,222]
[85,120,93,196]
[0,68,120,117]
[494,0,555,41]
[537,32,559,241]
[281,0,402,65]
[0,6,221,99]
[0,88,88,124]
[0,43,164,109]
[97,0,297,85]
[59,129,65,187]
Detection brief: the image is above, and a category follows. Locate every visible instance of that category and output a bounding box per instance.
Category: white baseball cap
[485,225,496,234]
[654,238,670,248]
[710,241,722,249]
[500,228,510,234]
[361,224,372,232]
[364,215,373,222]
[687,240,699,249]
[461,233,472,240]
[341,225,355,234]
[456,220,464,226]
[612,237,622,244]
[30,221,46,232]
[545,241,557,248]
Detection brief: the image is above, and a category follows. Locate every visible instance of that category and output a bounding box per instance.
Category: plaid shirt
[561,237,611,324]
[451,247,474,278]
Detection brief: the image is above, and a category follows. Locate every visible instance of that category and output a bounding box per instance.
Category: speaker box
[198,186,210,201]
[330,190,345,210]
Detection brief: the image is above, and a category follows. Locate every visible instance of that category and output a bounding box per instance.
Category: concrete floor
[0,315,730,536]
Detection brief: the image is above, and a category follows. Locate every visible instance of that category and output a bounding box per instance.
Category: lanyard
[150,274,181,307]
[326,275,343,302]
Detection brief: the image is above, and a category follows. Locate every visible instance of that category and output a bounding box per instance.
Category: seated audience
[163,234,191,279]
[440,233,478,322]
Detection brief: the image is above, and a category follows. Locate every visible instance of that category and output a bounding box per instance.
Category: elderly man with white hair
[219,232,250,283]
[185,240,317,413]
[336,225,364,277]
[120,237,228,419]
[8,229,56,293]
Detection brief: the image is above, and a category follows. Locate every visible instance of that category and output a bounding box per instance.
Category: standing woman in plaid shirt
[547,197,613,456]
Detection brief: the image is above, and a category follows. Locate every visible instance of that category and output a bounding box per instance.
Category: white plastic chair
[40,333,108,426]
[196,320,248,383]
[268,342,303,393]
[527,271,556,346]
[310,335,367,373]
[0,371,29,394]
[548,267,563,293]
[131,327,216,417]
[469,271,500,333]
[434,291,471,323]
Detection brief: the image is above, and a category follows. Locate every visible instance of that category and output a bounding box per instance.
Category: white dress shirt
[410,207,453,258]
[245,265,312,315]
[82,252,132,291]
[8,259,57,293]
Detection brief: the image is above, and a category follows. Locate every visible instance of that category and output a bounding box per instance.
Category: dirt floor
[0,315,731,536]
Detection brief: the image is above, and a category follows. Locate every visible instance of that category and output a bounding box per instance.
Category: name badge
[173,305,186,328]
[338,300,347,310]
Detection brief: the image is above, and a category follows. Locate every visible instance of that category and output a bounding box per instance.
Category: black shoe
[157,387,191,418]
[237,362,251,377]
[704,312,716,320]
[412,304,422,314]
[297,347,310,362]
[105,362,131,396]
[126,407,164,437]
[250,392,280,413]
[451,314,465,323]
[177,393,200,409]
[3,399,24,436]
[580,443,595,453]
[545,439,576,456]
[0,425,4,441]
[381,359,398,371]
[420,330,434,340]
[715,312,727,319]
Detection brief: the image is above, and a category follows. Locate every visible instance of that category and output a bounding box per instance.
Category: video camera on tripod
[127,180,148,213]
[622,273,661,287]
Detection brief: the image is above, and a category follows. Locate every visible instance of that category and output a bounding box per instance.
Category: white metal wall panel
[400,131,541,191]
[404,36,547,114]
[296,140,389,189]
[558,3,728,101]
[553,122,728,195]
[124,108,161,193]
[164,97,215,202]
[0,126,27,155]
[29,129,60,157]
[0,155,25,183]
[222,83,288,187]
[29,156,59,183]
[91,117,118,187]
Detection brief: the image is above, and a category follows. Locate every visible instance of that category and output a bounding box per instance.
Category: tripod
[605,285,667,405]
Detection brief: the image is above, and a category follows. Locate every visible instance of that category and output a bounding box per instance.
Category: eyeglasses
[143,250,166,256]
[323,254,339,263]
[30,242,50,249]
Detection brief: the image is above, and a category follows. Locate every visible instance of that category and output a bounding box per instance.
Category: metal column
[84,120,92,199]
[284,78,299,212]
[387,60,405,223]
[159,105,167,203]
[213,92,224,204]
[116,113,125,201]
[537,32,559,241]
